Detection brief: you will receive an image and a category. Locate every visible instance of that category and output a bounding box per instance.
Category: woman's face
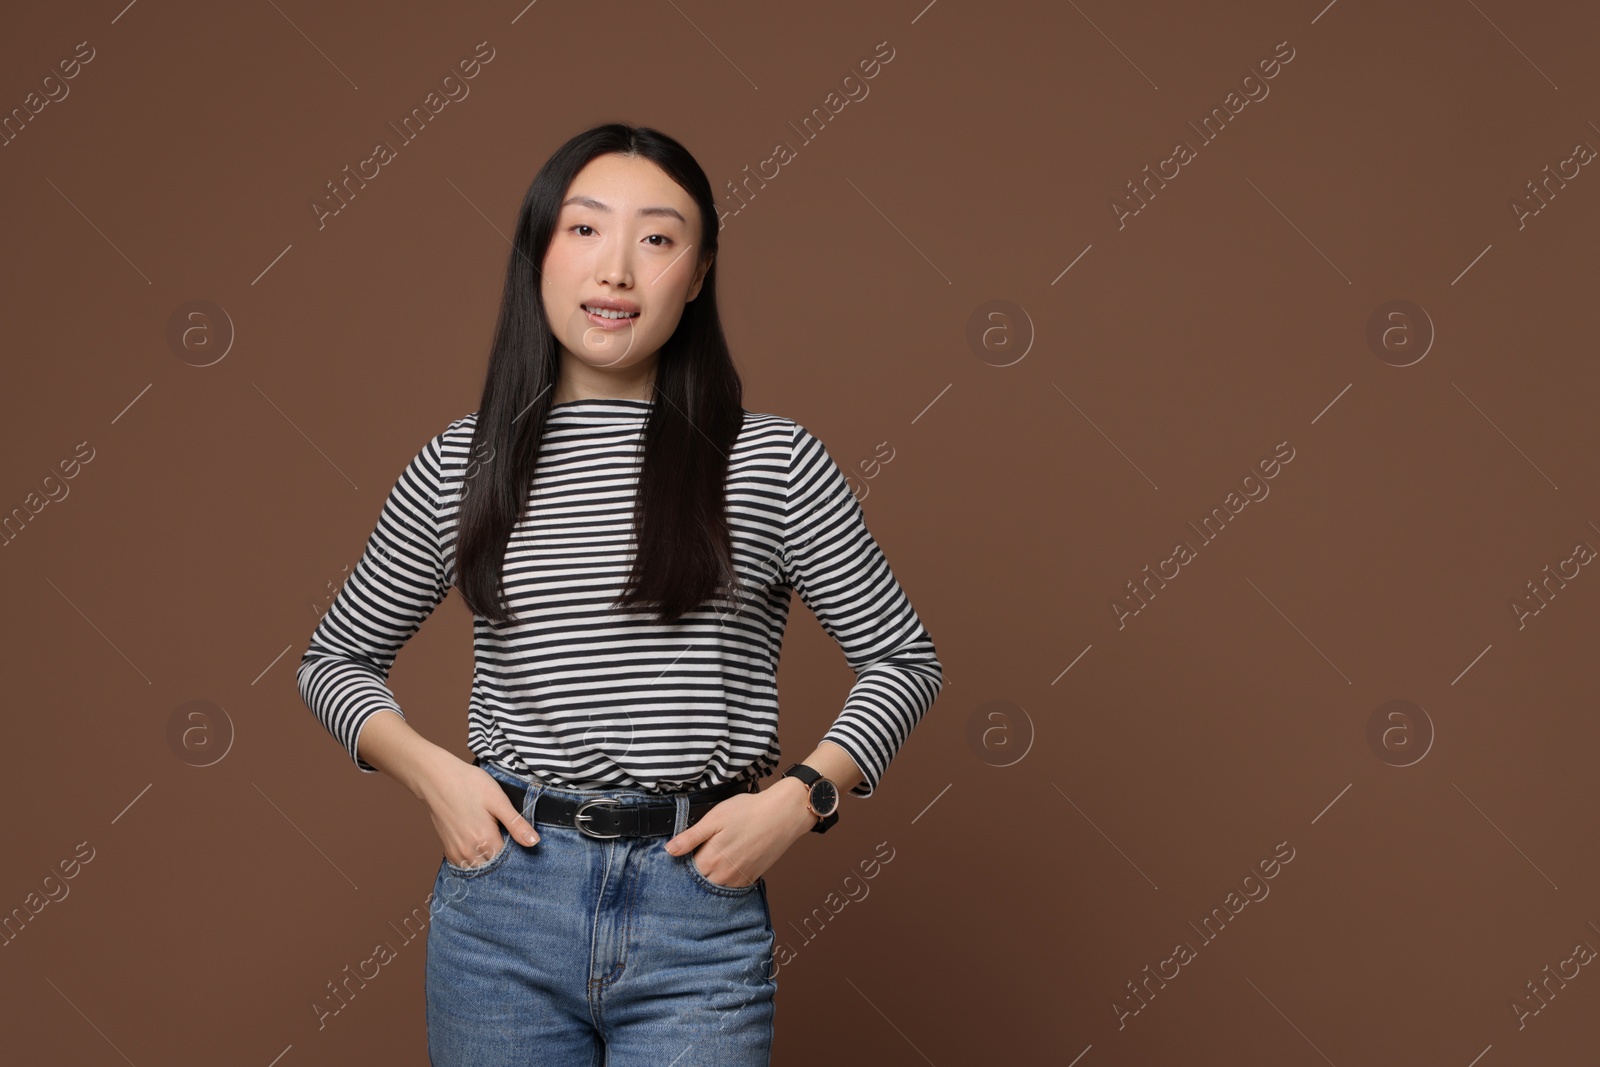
[541,152,711,397]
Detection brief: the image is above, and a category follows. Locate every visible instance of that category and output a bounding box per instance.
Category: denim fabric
[426,760,778,1066]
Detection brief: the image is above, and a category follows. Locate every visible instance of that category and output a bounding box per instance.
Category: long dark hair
[455,123,745,626]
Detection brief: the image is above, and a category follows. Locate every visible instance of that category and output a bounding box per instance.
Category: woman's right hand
[421,756,540,869]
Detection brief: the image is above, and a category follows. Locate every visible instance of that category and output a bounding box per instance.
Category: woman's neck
[551,355,656,405]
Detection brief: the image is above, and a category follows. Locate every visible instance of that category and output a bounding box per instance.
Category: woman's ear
[686,253,714,302]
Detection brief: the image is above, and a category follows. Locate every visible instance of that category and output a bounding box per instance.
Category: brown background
[3,0,1599,1063]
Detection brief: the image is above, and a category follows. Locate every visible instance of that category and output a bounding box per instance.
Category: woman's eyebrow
[560,195,685,223]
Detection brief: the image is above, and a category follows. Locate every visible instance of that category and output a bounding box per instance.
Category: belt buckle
[573,798,624,839]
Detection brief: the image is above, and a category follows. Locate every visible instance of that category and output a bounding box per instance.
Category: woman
[296,123,944,1066]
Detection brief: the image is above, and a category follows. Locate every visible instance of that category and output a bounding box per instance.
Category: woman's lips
[583,305,639,331]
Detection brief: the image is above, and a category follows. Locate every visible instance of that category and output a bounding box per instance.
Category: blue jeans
[425,759,778,1066]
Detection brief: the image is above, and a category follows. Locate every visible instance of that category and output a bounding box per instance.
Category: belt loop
[672,793,689,838]
[525,780,545,826]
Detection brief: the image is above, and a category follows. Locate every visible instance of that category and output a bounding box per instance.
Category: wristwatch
[780,762,840,833]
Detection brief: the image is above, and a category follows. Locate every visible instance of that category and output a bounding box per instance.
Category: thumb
[663,820,711,856]
[496,797,540,846]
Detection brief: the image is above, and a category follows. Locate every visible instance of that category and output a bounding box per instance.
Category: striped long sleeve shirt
[295,398,943,799]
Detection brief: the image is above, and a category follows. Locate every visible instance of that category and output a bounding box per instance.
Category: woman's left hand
[662,779,817,888]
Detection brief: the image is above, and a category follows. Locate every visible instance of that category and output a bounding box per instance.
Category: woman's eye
[569,225,670,247]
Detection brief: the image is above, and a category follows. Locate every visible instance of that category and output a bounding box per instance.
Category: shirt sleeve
[296,430,452,773]
[781,421,944,798]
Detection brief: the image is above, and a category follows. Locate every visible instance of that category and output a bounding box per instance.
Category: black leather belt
[488,763,756,839]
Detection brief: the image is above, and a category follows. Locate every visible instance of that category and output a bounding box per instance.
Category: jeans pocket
[686,849,761,896]
[442,829,514,879]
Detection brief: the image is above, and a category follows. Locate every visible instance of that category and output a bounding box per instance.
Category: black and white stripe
[296,399,943,799]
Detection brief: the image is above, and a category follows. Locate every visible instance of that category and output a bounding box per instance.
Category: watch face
[809,779,839,817]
